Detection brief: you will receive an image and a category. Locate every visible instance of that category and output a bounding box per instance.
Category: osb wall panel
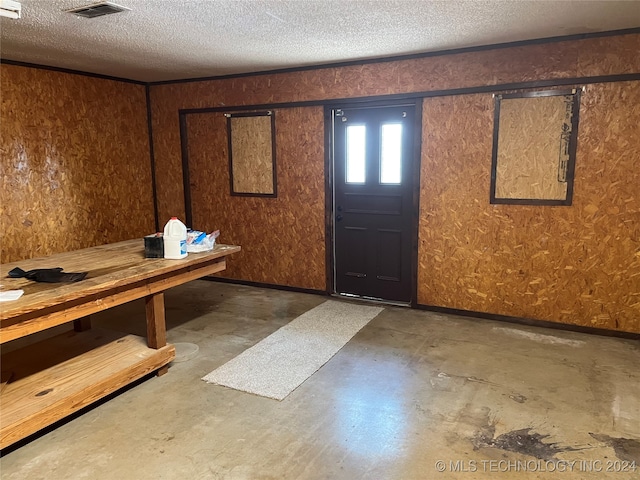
[148,32,639,317]
[150,33,638,223]
[495,95,569,200]
[229,115,274,194]
[577,34,640,76]
[185,107,325,290]
[0,65,154,263]
[418,82,640,333]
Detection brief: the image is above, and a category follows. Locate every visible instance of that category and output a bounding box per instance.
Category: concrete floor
[1,281,638,479]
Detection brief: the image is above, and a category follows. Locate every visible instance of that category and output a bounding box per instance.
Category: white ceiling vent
[0,0,21,19]
[66,1,130,19]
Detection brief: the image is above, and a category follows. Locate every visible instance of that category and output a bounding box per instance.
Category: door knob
[336,214,343,222]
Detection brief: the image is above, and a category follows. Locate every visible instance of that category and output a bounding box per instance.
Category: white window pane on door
[346,125,366,183]
[380,123,402,184]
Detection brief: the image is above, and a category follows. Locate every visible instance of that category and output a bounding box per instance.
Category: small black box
[144,233,164,258]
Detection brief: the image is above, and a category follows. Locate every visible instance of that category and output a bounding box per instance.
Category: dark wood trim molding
[177,73,640,117]
[323,106,335,295]
[226,111,278,198]
[415,304,640,341]
[201,276,329,297]
[0,59,146,85]
[145,85,160,231]
[202,277,640,340]
[410,98,423,308]
[489,88,582,206]
[178,112,193,227]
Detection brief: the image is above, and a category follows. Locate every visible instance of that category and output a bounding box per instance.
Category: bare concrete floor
[1,282,638,479]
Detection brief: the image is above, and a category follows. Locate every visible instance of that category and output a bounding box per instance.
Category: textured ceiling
[1,0,639,82]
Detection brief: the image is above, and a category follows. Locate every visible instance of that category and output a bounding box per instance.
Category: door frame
[324,98,423,306]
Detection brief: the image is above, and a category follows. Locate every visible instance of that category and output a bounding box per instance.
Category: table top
[0,239,241,321]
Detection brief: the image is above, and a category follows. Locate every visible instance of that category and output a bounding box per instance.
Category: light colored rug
[201,300,384,400]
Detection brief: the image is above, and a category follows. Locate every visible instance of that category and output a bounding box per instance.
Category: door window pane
[380,123,402,184]
[346,125,366,183]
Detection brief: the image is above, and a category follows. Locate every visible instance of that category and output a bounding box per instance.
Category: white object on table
[0,290,24,302]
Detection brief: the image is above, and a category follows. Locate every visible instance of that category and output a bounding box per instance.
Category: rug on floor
[201,299,384,400]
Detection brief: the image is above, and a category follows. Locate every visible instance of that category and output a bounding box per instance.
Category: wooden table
[0,239,240,449]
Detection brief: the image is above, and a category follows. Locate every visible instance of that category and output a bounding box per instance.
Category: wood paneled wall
[185,107,325,290]
[152,32,637,333]
[418,83,640,333]
[149,33,640,225]
[0,65,154,263]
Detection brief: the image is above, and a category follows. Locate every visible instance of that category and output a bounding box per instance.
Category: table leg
[145,292,166,350]
[73,316,92,332]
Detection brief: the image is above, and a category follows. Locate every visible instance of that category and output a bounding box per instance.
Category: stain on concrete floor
[473,417,578,460]
[590,433,640,463]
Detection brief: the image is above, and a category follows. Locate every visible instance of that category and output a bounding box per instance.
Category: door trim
[410,98,423,308]
[179,112,193,228]
[325,99,423,305]
[324,107,334,295]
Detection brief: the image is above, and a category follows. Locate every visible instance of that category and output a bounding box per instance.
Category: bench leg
[145,292,166,349]
[73,316,92,332]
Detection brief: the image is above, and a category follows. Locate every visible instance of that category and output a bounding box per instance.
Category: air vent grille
[66,1,130,18]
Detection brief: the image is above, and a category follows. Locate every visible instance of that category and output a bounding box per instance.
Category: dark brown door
[333,104,415,303]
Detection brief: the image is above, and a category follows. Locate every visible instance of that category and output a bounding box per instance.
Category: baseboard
[199,276,639,340]
[200,276,329,297]
[415,304,640,340]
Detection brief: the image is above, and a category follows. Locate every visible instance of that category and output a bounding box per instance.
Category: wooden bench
[0,239,240,449]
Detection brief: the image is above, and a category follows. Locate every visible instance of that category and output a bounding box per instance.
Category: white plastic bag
[186,230,220,253]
